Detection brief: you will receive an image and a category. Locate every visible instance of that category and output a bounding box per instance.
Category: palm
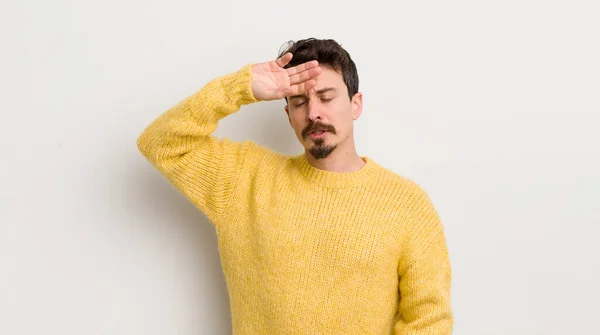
[251,53,321,101]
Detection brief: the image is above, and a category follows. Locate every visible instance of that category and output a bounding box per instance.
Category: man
[137,38,453,334]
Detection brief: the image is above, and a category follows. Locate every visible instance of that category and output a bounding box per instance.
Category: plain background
[1,0,599,334]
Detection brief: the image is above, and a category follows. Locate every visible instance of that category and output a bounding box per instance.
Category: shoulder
[370,160,442,231]
[373,163,447,256]
[373,161,435,207]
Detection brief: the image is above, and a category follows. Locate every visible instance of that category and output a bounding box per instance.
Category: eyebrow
[289,87,337,100]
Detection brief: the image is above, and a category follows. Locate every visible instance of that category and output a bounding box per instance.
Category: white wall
[2,0,599,334]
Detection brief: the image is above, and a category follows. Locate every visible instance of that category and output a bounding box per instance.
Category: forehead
[288,66,348,101]
[312,66,346,91]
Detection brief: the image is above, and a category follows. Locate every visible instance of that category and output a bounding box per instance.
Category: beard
[301,121,338,159]
[309,138,337,159]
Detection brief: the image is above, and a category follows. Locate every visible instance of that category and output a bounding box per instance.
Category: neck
[304,145,365,173]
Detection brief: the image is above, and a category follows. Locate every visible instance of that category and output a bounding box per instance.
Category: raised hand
[250,53,322,101]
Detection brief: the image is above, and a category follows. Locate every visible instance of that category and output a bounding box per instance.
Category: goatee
[309,138,337,159]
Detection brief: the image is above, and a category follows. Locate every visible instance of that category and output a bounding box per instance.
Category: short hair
[278,38,359,100]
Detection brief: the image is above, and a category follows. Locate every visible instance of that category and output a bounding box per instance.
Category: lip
[308,131,328,139]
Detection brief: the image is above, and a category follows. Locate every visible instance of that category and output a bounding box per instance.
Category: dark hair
[278,38,359,100]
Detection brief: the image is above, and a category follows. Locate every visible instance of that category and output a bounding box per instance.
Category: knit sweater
[137,64,453,334]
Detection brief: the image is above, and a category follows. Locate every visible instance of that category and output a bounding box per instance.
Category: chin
[311,147,337,159]
[308,142,338,159]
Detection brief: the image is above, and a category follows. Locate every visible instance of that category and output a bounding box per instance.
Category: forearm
[137,64,256,165]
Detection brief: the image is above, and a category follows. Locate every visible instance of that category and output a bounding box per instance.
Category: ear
[351,92,363,120]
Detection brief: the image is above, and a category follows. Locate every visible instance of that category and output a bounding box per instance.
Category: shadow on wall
[128,155,233,333]
[214,99,303,156]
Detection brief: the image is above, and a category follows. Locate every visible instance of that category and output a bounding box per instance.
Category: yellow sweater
[137,65,453,334]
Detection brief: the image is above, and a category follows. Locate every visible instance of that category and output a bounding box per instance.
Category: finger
[275,52,293,68]
[289,66,322,85]
[280,79,317,97]
[303,79,317,93]
[286,60,319,76]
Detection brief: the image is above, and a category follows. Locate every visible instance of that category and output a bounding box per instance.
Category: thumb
[274,52,293,68]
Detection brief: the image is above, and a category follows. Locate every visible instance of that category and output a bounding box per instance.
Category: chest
[223,186,404,276]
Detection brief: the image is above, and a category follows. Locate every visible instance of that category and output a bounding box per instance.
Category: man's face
[285,66,362,159]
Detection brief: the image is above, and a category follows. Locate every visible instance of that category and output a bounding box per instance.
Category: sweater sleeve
[136,64,258,225]
[394,187,453,334]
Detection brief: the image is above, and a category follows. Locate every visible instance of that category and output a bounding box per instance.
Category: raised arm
[136,53,321,225]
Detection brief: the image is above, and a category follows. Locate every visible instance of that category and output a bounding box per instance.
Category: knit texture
[137,64,453,334]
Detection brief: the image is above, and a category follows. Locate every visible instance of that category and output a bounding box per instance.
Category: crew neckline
[293,153,381,189]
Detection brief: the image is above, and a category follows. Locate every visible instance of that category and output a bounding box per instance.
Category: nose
[307,99,322,122]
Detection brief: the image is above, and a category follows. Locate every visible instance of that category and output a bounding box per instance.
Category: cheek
[291,115,306,135]
[331,105,353,130]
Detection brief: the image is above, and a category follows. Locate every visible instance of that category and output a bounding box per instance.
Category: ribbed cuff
[219,64,258,107]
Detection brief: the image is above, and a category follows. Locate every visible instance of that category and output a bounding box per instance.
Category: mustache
[302,122,336,138]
